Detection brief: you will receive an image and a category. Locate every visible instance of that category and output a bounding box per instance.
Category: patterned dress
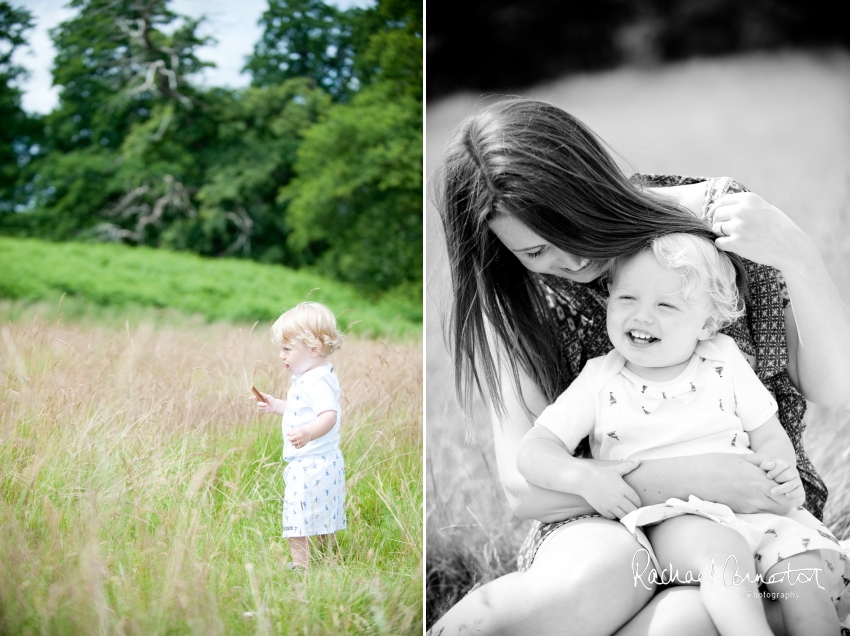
[516,174,829,571]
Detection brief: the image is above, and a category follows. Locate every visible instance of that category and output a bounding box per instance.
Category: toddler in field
[252,302,347,570]
[517,233,849,635]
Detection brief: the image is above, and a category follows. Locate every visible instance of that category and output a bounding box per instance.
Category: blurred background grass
[425,49,850,625]
[0,236,421,338]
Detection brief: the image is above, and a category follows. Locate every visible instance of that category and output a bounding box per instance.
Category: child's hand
[582,461,642,520]
[250,392,276,414]
[758,458,806,509]
[287,427,311,449]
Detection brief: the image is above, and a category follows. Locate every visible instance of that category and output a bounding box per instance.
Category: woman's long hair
[434,98,746,415]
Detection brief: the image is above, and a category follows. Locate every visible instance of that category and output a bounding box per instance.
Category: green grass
[0,237,421,338]
[426,49,850,627]
[0,317,422,634]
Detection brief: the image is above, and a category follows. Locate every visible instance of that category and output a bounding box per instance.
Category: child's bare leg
[289,536,310,569]
[764,551,839,636]
[315,532,338,563]
[316,532,336,550]
[646,515,772,636]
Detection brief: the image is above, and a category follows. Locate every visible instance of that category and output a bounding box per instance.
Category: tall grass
[425,50,850,626]
[0,313,422,634]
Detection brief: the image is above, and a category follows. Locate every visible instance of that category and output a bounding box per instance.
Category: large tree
[24,0,210,239]
[48,0,209,152]
[153,79,331,263]
[280,0,422,293]
[0,2,38,213]
[245,0,382,101]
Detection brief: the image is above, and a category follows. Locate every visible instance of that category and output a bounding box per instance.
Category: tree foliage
[246,0,365,101]
[0,2,39,211]
[2,0,423,297]
[281,0,422,293]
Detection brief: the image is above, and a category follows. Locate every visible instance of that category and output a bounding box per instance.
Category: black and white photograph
[426,2,850,634]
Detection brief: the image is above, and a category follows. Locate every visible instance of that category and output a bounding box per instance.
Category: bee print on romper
[609,392,617,405]
[731,434,737,447]
[607,431,619,441]
[817,529,841,545]
[714,366,724,378]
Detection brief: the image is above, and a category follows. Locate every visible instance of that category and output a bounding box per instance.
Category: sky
[13,0,375,114]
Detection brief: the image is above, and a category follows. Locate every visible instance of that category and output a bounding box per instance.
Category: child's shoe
[286,562,308,572]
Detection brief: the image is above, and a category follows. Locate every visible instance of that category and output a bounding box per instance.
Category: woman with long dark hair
[430,98,850,635]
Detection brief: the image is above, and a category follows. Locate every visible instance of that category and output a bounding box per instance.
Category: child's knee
[696,524,751,561]
[650,516,753,575]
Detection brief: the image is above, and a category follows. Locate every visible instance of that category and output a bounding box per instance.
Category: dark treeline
[426,0,849,99]
[0,0,422,297]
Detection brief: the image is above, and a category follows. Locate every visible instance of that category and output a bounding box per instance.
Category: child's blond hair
[270,302,344,356]
[605,233,746,336]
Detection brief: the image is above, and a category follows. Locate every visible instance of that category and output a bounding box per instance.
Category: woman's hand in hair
[710,192,850,409]
[709,192,814,270]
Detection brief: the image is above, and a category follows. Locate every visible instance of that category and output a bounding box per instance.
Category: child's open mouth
[627,330,659,345]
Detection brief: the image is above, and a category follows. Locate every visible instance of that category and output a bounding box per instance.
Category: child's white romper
[281,363,346,538]
[536,334,849,622]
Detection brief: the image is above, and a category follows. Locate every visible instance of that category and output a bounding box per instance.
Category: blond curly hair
[603,233,745,336]
[270,302,343,356]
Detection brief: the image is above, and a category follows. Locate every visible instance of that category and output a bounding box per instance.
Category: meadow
[0,310,422,633]
[0,237,421,339]
[425,50,850,625]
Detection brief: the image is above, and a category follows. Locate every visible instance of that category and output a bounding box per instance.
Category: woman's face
[488,215,603,283]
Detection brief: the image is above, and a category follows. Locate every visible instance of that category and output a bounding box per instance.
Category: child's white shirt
[282,363,342,462]
[536,333,778,460]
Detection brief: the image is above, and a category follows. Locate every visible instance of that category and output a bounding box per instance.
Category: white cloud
[14,0,376,114]
[14,0,76,114]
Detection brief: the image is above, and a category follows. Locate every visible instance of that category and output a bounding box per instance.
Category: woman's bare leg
[429,518,655,636]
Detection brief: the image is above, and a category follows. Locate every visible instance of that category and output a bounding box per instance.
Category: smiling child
[517,233,849,635]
